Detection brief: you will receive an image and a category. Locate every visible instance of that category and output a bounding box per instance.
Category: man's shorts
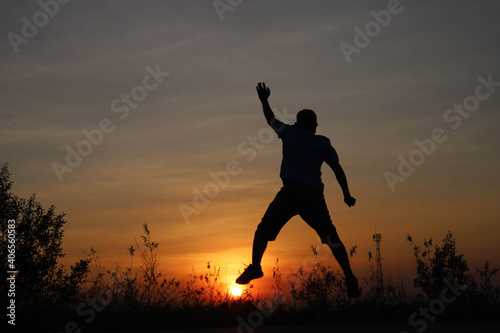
[255,180,340,245]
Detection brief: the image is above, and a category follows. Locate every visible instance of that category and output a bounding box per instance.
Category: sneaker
[236,264,264,285]
[345,275,361,298]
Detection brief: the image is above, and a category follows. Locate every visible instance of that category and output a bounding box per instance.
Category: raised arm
[328,161,356,207]
[256,82,280,129]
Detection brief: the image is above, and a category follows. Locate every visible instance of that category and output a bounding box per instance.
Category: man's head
[295,109,317,133]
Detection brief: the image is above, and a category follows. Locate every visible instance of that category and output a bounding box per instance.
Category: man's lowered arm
[328,161,356,207]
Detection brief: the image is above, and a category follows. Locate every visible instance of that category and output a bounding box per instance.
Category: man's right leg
[300,194,361,297]
[324,230,360,298]
[324,232,354,278]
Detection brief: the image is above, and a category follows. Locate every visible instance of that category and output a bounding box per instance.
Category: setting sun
[231,286,242,297]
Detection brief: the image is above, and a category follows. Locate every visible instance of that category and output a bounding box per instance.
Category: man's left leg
[252,231,269,267]
[236,187,296,285]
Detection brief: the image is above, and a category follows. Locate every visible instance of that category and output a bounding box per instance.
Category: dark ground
[111,321,500,333]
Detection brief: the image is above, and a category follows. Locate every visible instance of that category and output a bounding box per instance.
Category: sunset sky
[1,0,499,295]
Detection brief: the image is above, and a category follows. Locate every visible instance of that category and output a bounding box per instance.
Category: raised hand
[256,82,271,102]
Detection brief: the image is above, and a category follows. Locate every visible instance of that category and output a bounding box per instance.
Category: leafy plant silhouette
[407,231,475,299]
[0,163,90,306]
[289,246,347,311]
[474,260,500,304]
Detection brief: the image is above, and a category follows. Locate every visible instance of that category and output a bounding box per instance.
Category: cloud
[1,0,499,283]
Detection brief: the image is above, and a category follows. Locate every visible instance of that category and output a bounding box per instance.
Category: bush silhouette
[289,246,347,311]
[0,163,90,306]
[407,231,475,299]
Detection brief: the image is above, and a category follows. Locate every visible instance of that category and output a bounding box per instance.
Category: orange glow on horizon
[231,285,242,297]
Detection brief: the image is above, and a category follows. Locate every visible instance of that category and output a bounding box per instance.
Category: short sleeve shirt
[273,120,339,193]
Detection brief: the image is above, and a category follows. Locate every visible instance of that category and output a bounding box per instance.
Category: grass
[18,224,500,332]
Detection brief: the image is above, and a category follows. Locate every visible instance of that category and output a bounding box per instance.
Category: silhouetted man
[236,82,360,298]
